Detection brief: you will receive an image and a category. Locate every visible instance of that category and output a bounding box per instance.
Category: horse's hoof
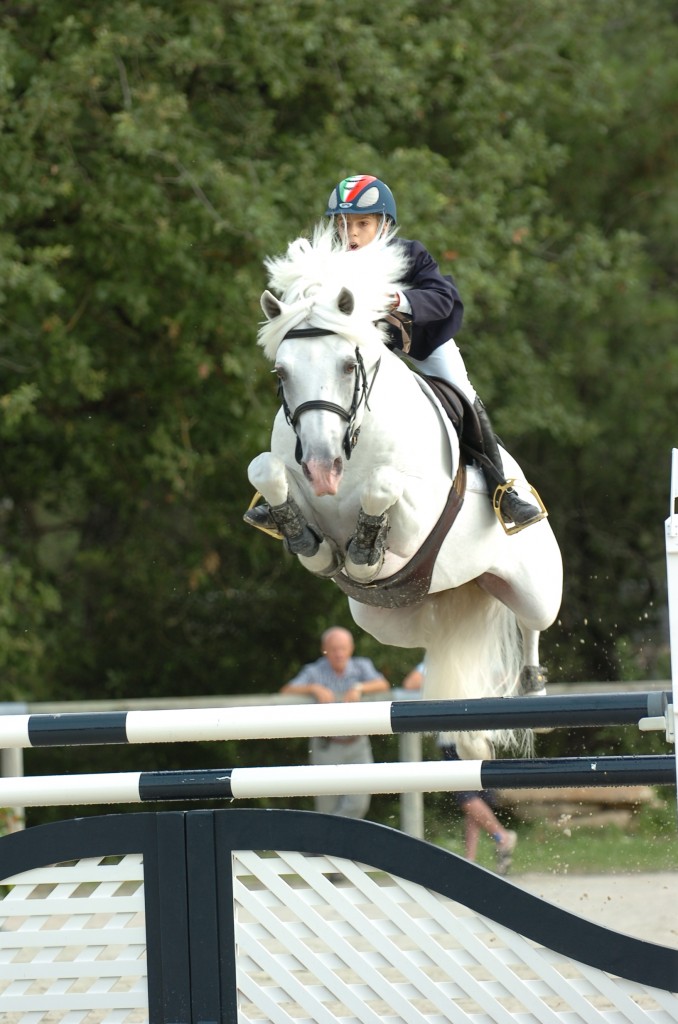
[344,559,384,584]
[300,537,344,578]
[346,540,381,568]
[519,664,548,696]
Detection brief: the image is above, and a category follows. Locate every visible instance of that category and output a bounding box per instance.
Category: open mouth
[349,242,359,250]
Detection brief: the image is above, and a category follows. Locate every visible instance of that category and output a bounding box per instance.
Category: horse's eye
[344,361,357,375]
[274,366,286,381]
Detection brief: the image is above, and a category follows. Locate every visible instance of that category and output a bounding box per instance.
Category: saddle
[417,374,485,468]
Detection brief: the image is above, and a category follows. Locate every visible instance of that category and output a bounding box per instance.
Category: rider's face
[334,213,382,250]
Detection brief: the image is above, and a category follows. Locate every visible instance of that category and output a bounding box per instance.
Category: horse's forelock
[257,296,386,361]
[267,223,405,297]
[257,221,408,359]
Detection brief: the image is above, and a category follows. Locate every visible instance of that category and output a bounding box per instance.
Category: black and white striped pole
[0,755,672,809]
[0,690,670,749]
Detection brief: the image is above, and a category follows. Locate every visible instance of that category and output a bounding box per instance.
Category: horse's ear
[337,287,355,316]
[261,290,283,320]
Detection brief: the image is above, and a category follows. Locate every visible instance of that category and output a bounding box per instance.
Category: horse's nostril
[301,462,311,481]
[333,458,343,474]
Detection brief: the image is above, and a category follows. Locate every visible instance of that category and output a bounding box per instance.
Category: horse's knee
[247,453,288,507]
[360,467,404,516]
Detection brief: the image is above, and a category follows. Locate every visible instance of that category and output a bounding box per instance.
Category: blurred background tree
[1,0,677,799]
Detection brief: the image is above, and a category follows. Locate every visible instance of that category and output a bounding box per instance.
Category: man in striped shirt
[281,626,390,818]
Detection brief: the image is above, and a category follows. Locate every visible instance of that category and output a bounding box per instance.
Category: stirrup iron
[492,479,548,535]
[243,491,284,540]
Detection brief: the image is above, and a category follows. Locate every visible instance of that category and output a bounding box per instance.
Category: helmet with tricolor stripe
[325,174,397,223]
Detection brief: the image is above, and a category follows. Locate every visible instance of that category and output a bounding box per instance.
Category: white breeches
[407,339,477,403]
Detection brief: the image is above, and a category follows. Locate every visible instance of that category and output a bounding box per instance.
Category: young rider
[245,174,545,532]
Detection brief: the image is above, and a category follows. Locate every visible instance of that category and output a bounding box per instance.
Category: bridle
[277,326,381,464]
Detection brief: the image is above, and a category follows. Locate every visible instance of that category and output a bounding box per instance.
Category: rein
[277,326,381,464]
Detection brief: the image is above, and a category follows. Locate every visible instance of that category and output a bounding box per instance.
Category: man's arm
[349,676,390,695]
[280,679,336,703]
[342,663,391,703]
[401,666,424,690]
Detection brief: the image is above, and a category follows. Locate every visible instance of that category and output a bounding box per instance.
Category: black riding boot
[244,502,277,532]
[474,399,545,528]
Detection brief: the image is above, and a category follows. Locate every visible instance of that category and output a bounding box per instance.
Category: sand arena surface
[513,870,678,948]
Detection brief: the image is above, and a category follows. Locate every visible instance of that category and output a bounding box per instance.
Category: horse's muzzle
[302,456,344,496]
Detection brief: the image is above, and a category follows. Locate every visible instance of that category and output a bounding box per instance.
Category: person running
[402,661,518,874]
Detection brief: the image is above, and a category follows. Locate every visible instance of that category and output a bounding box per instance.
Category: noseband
[277,327,381,465]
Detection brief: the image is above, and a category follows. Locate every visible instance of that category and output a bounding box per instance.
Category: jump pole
[0,690,670,748]
[0,754,673,808]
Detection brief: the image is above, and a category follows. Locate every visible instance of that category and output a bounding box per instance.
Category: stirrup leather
[492,479,548,535]
[243,491,284,541]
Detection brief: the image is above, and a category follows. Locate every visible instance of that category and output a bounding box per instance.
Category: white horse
[248,222,563,758]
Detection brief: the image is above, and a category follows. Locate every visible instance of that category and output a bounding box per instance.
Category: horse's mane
[257,220,410,359]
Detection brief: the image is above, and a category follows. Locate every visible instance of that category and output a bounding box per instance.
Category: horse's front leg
[345,467,405,583]
[247,453,342,577]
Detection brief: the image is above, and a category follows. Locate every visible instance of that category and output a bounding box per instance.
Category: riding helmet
[325,174,397,222]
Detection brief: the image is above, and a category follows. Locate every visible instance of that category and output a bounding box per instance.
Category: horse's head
[263,295,377,496]
[256,222,409,496]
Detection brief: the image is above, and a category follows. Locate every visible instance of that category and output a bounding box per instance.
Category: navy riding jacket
[393,238,464,359]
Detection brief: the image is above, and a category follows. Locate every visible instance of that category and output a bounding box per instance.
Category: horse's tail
[421,582,531,758]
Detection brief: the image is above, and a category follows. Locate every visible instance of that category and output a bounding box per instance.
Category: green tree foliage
[1,0,677,734]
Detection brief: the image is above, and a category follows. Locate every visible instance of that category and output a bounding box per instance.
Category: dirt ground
[512,870,678,948]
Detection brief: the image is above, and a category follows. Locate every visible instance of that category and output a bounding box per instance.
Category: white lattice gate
[0,809,676,1023]
[0,853,146,1021]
